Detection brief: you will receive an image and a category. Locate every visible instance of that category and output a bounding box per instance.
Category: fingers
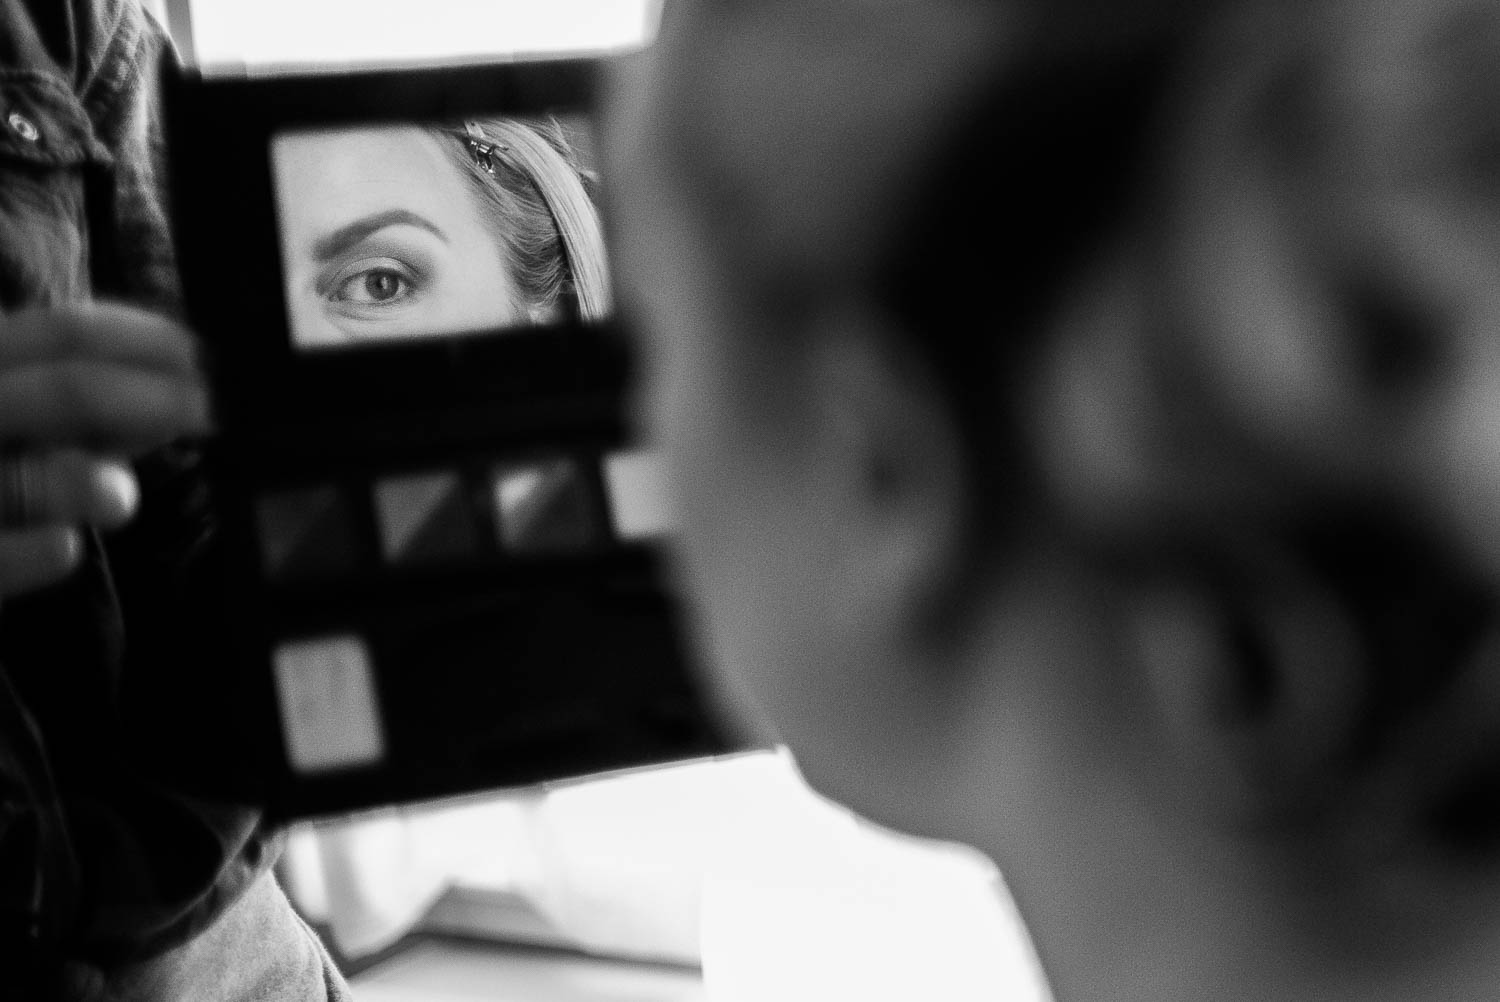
[0,359,211,452]
[0,305,203,600]
[0,451,139,601]
[0,525,84,597]
[0,450,140,531]
[0,303,202,375]
[0,304,212,453]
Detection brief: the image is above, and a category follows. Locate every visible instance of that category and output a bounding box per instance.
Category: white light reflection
[184,0,661,75]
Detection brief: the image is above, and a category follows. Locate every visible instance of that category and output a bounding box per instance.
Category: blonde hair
[441,118,611,324]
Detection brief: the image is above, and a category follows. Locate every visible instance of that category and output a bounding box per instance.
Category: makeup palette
[151,58,744,819]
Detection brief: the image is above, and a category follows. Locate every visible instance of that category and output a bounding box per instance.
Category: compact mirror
[149,57,747,820]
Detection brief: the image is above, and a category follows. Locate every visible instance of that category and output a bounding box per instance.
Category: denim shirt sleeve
[0,65,105,307]
[73,0,179,312]
[0,1,349,998]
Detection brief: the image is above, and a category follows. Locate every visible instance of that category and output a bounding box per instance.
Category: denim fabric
[0,1,349,998]
[59,874,351,1002]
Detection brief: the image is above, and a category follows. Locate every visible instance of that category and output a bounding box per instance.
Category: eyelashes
[333,262,417,306]
[322,257,427,326]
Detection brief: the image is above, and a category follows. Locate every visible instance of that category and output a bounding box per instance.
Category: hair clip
[464,122,508,176]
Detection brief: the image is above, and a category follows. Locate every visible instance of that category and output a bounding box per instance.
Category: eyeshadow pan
[492,457,600,553]
[272,634,385,774]
[603,450,674,541]
[374,471,480,565]
[256,486,360,579]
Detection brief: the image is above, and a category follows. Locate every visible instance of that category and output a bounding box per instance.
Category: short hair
[878,46,1171,533]
[438,117,611,324]
[877,5,1500,848]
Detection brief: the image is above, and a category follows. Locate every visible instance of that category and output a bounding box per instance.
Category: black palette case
[144,57,745,820]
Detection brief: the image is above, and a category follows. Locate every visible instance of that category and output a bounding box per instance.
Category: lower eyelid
[335,272,422,308]
[331,296,419,322]
[321,257,422,300]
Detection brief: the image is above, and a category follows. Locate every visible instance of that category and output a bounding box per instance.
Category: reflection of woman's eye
[333,266,413,305]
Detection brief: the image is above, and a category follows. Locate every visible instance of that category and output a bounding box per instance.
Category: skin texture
[273,126,523,348]
[0,303,209,600]
[609,1,1500,998]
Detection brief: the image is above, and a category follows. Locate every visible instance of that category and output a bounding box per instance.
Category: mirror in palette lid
[272,115,608,351]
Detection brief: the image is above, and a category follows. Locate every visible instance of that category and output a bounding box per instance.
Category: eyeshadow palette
[143,57,746,819]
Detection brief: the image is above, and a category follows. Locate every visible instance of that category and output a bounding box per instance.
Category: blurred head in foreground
[610,1,1500,997]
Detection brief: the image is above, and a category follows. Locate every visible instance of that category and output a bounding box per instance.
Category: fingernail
[96,462,141,525]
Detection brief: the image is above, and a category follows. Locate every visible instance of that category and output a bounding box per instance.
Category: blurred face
[617,0,1500,832]
[616,5,1500,996]
[612,4,1500,997]
[274,126,522,348]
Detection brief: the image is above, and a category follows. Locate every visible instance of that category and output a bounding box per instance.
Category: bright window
[163,0,661,73]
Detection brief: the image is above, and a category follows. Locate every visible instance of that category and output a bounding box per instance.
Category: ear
[802,299,970,652]
[1122,549,1366,824]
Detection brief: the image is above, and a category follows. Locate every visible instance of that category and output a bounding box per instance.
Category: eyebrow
[311,209,447,262]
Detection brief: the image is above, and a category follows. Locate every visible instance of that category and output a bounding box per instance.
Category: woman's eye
[333,266,414,305]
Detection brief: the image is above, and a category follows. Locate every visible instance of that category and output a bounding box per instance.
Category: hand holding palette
[148,58,744,819]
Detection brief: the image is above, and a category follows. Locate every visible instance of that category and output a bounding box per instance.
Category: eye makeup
[273,634,386,774]
[256,486,362,579]
[254,451,662,583]
[374,470,481,565]
[317,237,437,338]
[493,457,600,553]
[603,449,674,541]
[249,447,675,777]
[327,259,421,311]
